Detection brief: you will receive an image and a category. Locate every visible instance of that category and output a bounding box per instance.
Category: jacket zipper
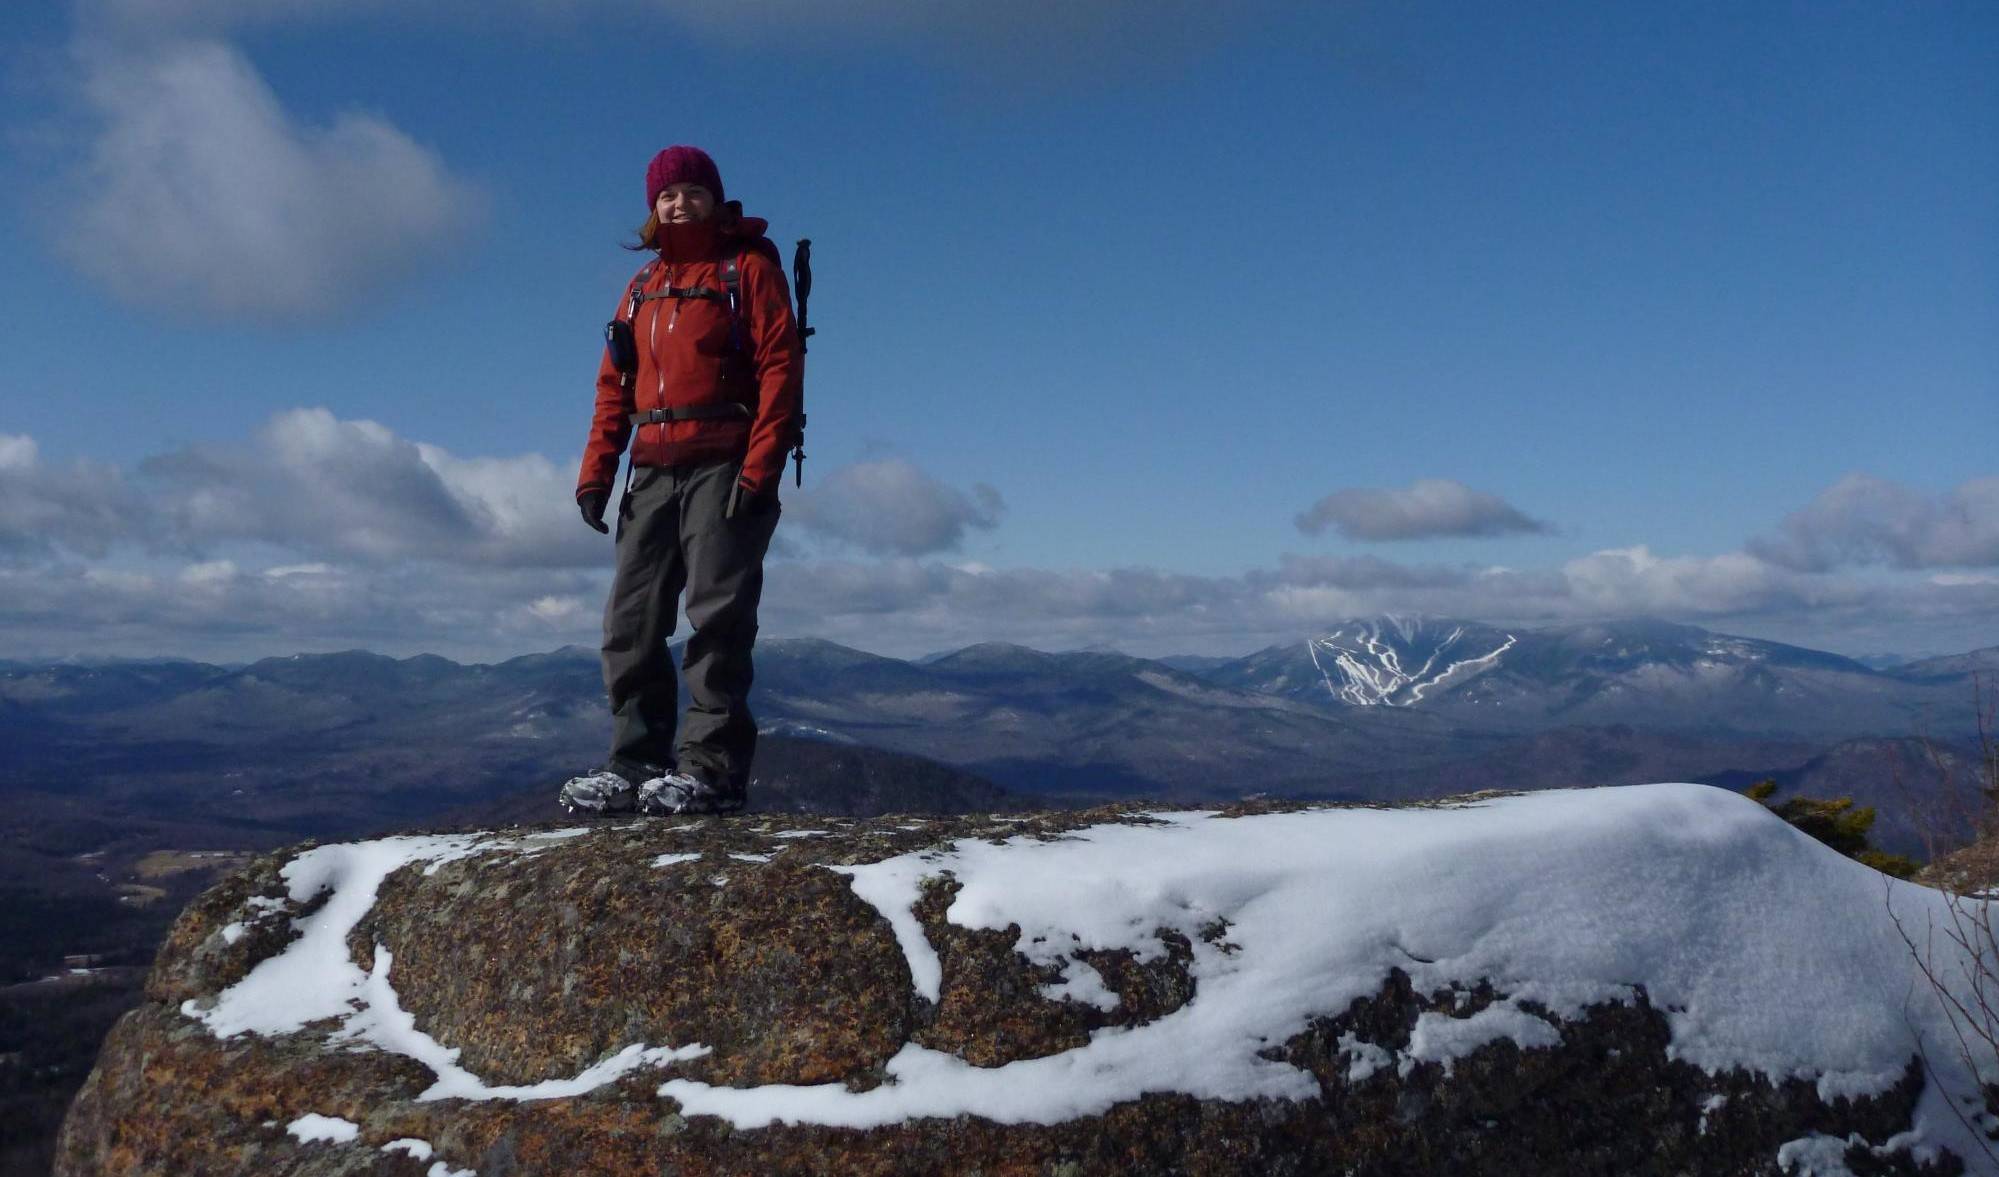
[665,262,680,335]
[652,266,667,412]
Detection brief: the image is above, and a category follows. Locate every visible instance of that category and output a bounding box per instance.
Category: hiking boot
[637,768,745,817]
[556,759,667,816]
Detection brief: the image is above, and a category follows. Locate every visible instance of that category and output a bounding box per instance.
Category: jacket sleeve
[737,250,804,498]
[576,284,638,500]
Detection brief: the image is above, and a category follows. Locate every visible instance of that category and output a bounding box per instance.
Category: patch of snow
[728,852,773,864]
[757,719,859,744]
[827,859,946,1002]
[771,830,828,840]
[652,853,702,868]
[709,873,730,887]
[382,1138,434,1160]
[1404,1001,1560,1075]
[1777,1133,1860,1175]
[220,922,245,946]
[186,835,485,1037]
[1700,1092,1728,1135]
[1337,1032,1394,1082]
[420,829,595,874]
[1306,622,1514,707]
[1036,956,1121,1011]
[343,946,710,1102]
[671,784,1998,1167]
[183,833,708,1104]
[286,1113,358,1144]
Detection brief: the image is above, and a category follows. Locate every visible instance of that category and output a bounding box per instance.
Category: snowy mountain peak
[1304,616,1516,706]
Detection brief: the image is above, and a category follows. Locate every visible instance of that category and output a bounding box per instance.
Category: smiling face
[654,182,716,225]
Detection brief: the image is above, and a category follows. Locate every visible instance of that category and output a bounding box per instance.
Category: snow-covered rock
[57,787,1997,1175]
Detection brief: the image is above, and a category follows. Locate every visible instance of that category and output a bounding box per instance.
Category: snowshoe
[637,768,745,817]
[556,759,667,816]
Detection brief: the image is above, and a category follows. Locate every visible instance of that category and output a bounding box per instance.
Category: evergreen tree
[1745,780,1920,879]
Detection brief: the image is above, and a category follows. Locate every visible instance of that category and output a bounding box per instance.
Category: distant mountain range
[1,616,1990,861]
[1204,616,1986,738]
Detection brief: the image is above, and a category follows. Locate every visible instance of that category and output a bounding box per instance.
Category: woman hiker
[558,145,802,817]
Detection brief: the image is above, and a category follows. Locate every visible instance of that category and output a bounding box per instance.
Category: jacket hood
[655,200,780,267]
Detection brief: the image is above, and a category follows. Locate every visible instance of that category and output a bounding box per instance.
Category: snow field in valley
[188,786,1998,1171]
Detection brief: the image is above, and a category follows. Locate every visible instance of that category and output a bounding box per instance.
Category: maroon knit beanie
[645,146,724,207]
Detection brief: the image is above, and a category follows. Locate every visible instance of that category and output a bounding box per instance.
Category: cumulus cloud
[1254,554,1479,592]
[2,417,1993,662]
[749,547,1989,659]
[52,38,480,320]
[1556,545,1854,617]
[1295,479,1550,542]
[3,537,1995,664]
[1750,474,1999,572]
[25,411,1000,575]
[141,408,600,567]
[784,458,1004,556]
[0,434,142,561]
[0,557,608,663]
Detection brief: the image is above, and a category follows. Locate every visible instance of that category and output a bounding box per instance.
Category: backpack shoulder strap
[623,260,659,321]
[720,252,744,353]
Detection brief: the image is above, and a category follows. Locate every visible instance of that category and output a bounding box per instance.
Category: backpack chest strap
[637,285,729,304]
[629,404,753,426]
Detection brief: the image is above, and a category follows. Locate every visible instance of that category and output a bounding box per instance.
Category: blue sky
[0,1,1993,662]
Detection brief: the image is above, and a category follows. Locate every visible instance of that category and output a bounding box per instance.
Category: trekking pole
[791,239,813,487]
[794,238,815,354]
[606,310,641,511]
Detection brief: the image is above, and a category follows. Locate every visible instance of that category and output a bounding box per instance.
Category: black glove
[727,480,778,520]
[578,489,609,534]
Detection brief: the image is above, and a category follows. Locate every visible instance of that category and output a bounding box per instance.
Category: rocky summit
[56,787,1996,1176]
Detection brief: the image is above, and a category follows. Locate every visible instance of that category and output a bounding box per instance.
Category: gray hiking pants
[601,459,778,791]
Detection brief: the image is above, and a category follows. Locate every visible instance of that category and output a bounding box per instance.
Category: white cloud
[4,538,1994,664]
[2,418,1994,662]
[520,594,591,627]
[52,38,481,320]
[742,548,1995,659]
[785,457,1004,557]
[1556,545,1838,617]
[0,436,39,472]
[1751,473,1999,572]
[0,433,142,561]
[179,559,240,585]
[0,557,609,663]
[1295,479,1550,542]
[143,408,600,567]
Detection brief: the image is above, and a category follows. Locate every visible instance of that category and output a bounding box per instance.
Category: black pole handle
[793,239,815,355]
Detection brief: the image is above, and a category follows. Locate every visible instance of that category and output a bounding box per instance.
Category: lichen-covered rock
[56,792,1990,1175]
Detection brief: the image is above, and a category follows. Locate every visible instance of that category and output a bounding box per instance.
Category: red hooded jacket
[576,203,803,501]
